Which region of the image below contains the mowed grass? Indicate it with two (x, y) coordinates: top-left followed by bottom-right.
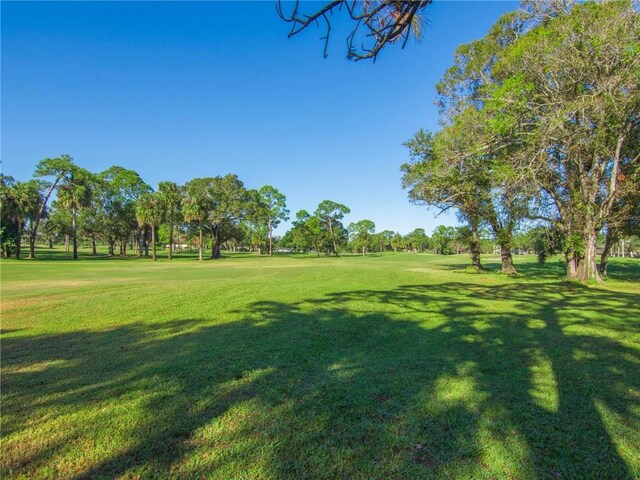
(1, 249), (639, 480)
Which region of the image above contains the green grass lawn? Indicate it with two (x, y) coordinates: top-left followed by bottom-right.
(1, 249), (639, 479)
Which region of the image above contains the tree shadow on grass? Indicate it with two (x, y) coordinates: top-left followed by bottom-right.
(440, 255), (640, 283)
(2, 282), (639, 479)
(18, 248), (207, 262)
(20, 249), (138, 261)
(605, 258), (640, 283)
(512, 258), (640, 283)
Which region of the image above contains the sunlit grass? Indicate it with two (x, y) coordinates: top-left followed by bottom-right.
(1, 249), (639, 479)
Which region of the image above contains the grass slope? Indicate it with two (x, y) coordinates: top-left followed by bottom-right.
(1, 250), (639, 479)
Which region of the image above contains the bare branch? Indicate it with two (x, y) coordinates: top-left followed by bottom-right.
(277, 0), (432, 61)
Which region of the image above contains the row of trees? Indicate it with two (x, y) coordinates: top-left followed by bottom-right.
(0, 154), (549, 262)
(1, 156), (291, 261)
(401, 1), (639, 282)
(283, 221), (495, 257)
(2, 160), (469, 261)
(3, 155), (636, 266)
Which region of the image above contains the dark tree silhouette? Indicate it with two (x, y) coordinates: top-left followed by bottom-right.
(277, 0), (432, 61)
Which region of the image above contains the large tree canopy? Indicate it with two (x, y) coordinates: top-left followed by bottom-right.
(484, 1), (639, 282)
(404, 0), (639, 282)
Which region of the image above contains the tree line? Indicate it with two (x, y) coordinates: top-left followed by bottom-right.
(2, 153), (637, 272)
(0, 159), (472, 261)
(0, 157), (291, 262)
(401, 1), (639, 282)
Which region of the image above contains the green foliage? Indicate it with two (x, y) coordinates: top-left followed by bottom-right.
(348, 219), (376, 255)
(314, 200), (350, 256)
(420, 1), (639, 281)
(255, 185), (289, 255)
(135, 192), (166, 228)
(258, 185), (289, 230)
(431, 225), (456, 255)
(157, 181), (182, 222)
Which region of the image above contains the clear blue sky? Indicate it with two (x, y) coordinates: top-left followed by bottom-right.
(2, 1), (518, 235)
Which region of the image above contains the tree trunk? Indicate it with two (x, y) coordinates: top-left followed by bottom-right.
(362, 245), (366, 256)
(144, 226), (149, 257)
(138, 227), (144, 257)
(574, 229), (602, 283)
(470, 225), (482, 270)
(29, 179), (59, 259)
(151, 225), (157, 260)
(327, 221), (339, 256)
(565, 253), (576, 279)
(109, 240), (115, 256)
(49, 238), (53, 249)
(72, 207), (78, 260)
(16, 219), (23, 259)
(198, 224), (203, 261)
(64, 234), (69, 252)
(500, 242), (516, 274)
(168, 217), (174, 260)
(599, 228), (616, 277)
(92, 236), (97, 256)
(268, 218), (273, 257)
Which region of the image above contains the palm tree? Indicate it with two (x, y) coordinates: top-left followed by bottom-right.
(57, 168), (94, 260)
(158, 181), (182, 260)
(182, 198), (207, 261)
(135, 192), (166, 261)
(6, 181), (41, 259)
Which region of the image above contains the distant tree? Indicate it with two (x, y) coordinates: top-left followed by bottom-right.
(39, 214), (64, 249)
(246, 222), (268, 254)
(78, 201), (104, 256)
(100, 166), (151, 256)
(277, 0), (431, 61)
(289, 210), (326, 255)
(29, 154), (76, 258)
(374, 230), (395, 253)
(348, 219), (376, 256)
(405, 228), (430, 253)
(431, 225), (455, 255)
(206, 175), (250, 259)
(57, 166), (95, 260)
(0, 175), (17, 257)
(44, 204), (73, 252)
(600, 187), (640, 276)
(183, 179), (211, 261)
(314, 200), (350, 256)
(258, 185), (289, 257)
(530, 226), (562, 265)
(135, 192), (166, 260)
(158, 181), (182, 260)
(390, 232), (404, 252)
(1, 179), (41, 258)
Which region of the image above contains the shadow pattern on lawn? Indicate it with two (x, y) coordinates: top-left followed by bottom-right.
(2, 282), (639, 479)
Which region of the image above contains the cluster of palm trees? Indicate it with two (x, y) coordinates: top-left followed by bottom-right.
(1, 155), (289, 261)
